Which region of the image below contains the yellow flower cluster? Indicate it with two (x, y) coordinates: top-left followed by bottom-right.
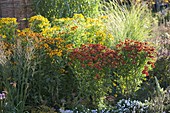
(57, 17), (73, 22)
(0, 34), (6, 38)
(42, 26), (60, 37)
(52, 14), (114, 48)
(147, 0), (169, 5)
(17, 28), (72, 58)
(0, 41), (13, 58)
(73, 14), (85, 20)
(0, 14), (113, 59)
(29, 15), (47, 22)
(42, 37), (63, 57)
(29, 15), (50, 33)
(17, 28), (44, 44)
(0, 18), (18, 40)
(0, 18), (17, 25)
(0, 14), (114, 58)
(40, 37), (72, 58)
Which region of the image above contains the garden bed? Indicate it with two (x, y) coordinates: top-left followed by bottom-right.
(0, 0), (170, 113)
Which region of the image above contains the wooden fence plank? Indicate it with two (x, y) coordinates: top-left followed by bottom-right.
(0, 0), (34, 29)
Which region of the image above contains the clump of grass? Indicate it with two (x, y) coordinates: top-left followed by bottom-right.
(100, 0), (154, 44)
(0, 37), (37, 112)
(148, 77), (170, 113)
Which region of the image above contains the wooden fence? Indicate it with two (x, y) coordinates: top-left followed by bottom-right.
(0, 0), (34, 29)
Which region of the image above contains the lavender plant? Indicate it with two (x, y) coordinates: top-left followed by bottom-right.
(0, 92), (6, 113)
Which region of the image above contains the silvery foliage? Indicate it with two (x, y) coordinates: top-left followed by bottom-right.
(114, 98), (149, 113)
(59, 108), (114, 113)
(60, 105), (115, 113)
(59, 99), (149, 113)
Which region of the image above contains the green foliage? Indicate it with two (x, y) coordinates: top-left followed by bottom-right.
(32, 0), (100, 20)
(0, 13), (161, 111)
(29, 15), (51, 33)
(68, 39), (158, 107)
(113, 39), (157, 97)
(0, 37), (37, 112)
(149, 57), (170, 89)
(101, 0), (154, 44)
(16, 29), (75, 109)
(134, 80), (155, 102)
(69, 44), (115, 109)
(148, 77), (170, 113)
(28, 14), (114, 48)
(25, 14), (114, 107)
(149, 32), (170, 89)
(134, 32), (170, 102)
(0, 18), (18, 41)
(51, 14), (114, 48)
(29, 105), (56, 113)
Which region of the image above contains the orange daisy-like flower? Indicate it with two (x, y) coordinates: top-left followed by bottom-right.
(142, 70), (149, 76)
(94, 74), (100, 80)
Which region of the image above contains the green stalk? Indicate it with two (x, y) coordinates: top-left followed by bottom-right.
(0, 100), (2, 113)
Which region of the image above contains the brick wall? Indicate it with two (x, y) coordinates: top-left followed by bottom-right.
(0, 0), (34, 29)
